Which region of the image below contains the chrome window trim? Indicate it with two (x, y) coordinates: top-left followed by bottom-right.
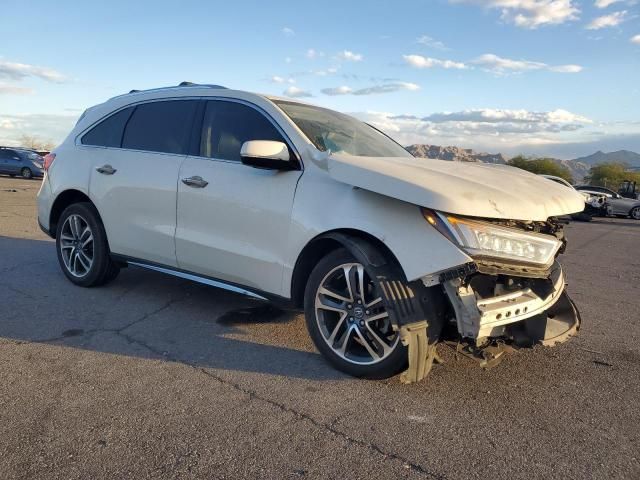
(75, 96), (303, 171)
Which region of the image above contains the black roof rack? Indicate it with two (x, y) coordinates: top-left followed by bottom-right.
(178, 81), (227, 89)
(123, 83), (228, 97)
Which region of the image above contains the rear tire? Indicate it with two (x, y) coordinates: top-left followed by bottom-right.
(304, 248), (407, 379)
(21, 167), (32, 179)
(630, 207), (640, 220)
(55, 202), (120, 287)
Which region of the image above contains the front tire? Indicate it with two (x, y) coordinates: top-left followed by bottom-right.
(55, 203), (120, 287)
(304, 248), (406, 379)
(21, 167), (32, 179)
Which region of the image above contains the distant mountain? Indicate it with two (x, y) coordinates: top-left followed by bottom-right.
(405, 144), (507, 164)
(406, 143), (591, 182)
(572, 150), (640, 167)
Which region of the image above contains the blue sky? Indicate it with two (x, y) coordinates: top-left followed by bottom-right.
(1, 0), (639, 158)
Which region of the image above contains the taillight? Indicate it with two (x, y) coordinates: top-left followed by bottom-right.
(43, 153), (56, 171)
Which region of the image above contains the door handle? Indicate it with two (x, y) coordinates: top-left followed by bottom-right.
(96, 164), (117, 175)
(181, 176), (209, 188)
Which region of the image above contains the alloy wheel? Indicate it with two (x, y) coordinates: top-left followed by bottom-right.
(631, 207), (640, 220)
(314, 262), (398, 365)
(59, 214), (94, 278)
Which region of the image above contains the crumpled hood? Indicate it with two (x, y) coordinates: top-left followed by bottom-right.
(326, 154), (585, 221)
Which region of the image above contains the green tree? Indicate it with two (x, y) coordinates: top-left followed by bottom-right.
(584, 162), (640, 188)
(508, 155), (573, 183)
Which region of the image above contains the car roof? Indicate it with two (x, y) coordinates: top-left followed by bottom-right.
(72, 83), (322, 143)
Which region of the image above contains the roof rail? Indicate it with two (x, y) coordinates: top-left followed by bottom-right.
(178, 81), (227, 89)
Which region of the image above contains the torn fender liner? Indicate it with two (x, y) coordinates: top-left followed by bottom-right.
(377, 279), (444, 384)
(399, 321), (437, 384)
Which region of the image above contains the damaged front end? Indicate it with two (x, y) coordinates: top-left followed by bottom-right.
(426, 212), (581, 360)
(379, 211), (581, 383)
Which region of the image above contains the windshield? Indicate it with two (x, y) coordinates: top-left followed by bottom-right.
(273, 100), (413, 158)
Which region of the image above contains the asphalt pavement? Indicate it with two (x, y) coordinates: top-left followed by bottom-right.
(1, 176), (639, 479)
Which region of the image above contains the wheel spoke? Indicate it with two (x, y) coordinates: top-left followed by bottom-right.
(364, 323), (392, 356)
(318, 286), (350, 304)
(356, 264), (365, 303)
(336, 325), (355, 356)
(82, 234), (93, 248)
(342, 265), (355, 303)
(316, 296), (347, 315)
(60, 233), (74, 242)
(354, 327), (381, 360)
(327, 313), (347, 344)
(365, 296), (382, 308)
(77, 251), (91, 271)
(366, 311), (389, 323)
(71, 251), (79, 274)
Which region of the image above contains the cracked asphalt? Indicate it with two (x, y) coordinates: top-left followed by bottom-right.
(1, 176), (639, 480)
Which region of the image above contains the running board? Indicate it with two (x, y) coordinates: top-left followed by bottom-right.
(127, 261), (269, 301)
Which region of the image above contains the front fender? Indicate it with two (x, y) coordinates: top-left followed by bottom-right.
(283, 173), (472, 296)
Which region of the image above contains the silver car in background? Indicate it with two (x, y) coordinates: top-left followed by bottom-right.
(575, 185), (640, 220)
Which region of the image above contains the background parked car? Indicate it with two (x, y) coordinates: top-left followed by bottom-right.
(618, 180), (639, 200)
(575, 185), (640, 220)
(540, 174), (607, 221)
(0, 147), (45, 179)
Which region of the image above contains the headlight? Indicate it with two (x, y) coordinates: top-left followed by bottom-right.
(422, 209), (561, 266)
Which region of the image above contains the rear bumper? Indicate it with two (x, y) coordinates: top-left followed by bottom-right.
(36, 177), (53, 237)
(440, 263), (579, 344)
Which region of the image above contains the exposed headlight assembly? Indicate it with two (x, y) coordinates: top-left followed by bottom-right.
(422, 209), (562, 267)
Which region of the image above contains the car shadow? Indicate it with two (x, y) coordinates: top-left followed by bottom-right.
(0, 235), (346, 381)
(589, 218), (639, 228)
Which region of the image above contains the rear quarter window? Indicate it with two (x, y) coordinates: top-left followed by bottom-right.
(81, 107), (134, 148)
(122, 100), (197, 155)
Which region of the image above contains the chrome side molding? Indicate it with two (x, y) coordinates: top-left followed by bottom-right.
(127, 261), (269, 301)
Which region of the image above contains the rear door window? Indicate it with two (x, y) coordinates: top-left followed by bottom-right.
(81, 107), (134, 148)
(200, 101), (286, 161)
(123, 100), (197, 154)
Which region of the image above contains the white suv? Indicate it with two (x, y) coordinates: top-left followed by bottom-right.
(37, 83), (585, 382)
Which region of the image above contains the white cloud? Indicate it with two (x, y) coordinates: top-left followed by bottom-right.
(449, 0), (580, 28)
(283, 86), (312, 98)
(281, 27), (295, 37)
(0, 60), (66, 83)
(419, 108), (592, 125)
(306, 49), (317, 59)
(631, 34), (640, 44)
(586, 10), (628, 29)
(337, 50), (363, 62)
(270, 75), (295, 84)
(321, 86), (354, 95)
(321, 82), (420, 96)
(416, 35), (448, 50)
(594, 0), (622, 8)
(0, 83), (34, 95)
(548, 64), (583, 73)
(314, 66), (339, 76)
(473, 53), (582, 74)
(352, 107), (605, 156)
(285, 57), (293, 64)
(403, 54), (467, 69)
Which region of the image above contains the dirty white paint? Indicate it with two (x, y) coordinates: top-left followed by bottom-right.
(327, 154), (586, 222)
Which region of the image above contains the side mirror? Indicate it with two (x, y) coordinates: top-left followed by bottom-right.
(240, 140), (294, 171)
